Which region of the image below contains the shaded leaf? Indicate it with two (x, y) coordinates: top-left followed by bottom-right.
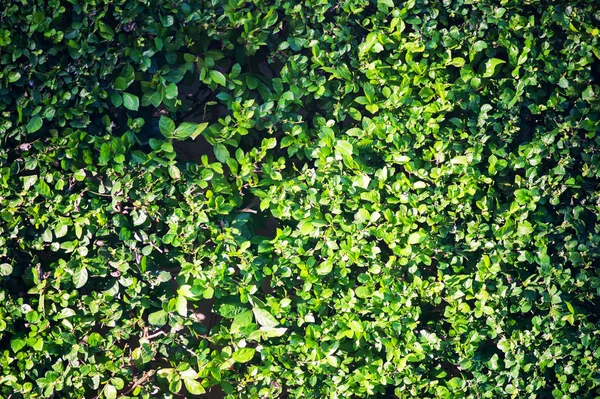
(26, 115), (43, 133)
(148, 310), (168, 326)
(214, 143), (230, 163)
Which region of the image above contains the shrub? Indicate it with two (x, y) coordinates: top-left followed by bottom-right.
(1, 0), (600, 398)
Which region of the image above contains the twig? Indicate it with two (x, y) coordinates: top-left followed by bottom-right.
(235, 207), (258, 214)
(146, 330), (167, 340)
(119, 370), (156, 397)
(87, 189), (112, 197)
(149, 242), (164, 254)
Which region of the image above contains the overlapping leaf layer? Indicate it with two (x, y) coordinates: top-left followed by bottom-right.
(1, 0), (600, 398)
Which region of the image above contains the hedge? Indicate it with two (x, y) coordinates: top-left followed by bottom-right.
(1, 0), (600, 398)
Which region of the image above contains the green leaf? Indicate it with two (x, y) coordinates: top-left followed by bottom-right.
(176, 295), (187, 317)
(179, 368), (198, 380)
(316, 261), (333, 275)
(246, 75), (259, 89)
(298, 220), (315, 235)
(26, 115), (43, 133)
(214, 143), (230, 163)
(482, 58), (506, 78)
(566, 301), (575, 314)
(288, 37), (307, 52)
(164, 83), (178, 100)
(436, 386), (451, 398)
(169, 379), (182, 393)
(173, 122), (208, 140)
(230, 63), (242, 78)
(336, 140), (353, 158)
(218, 303), (248, 318)
(582, 86), (595, 101)
(183, 379), (206, 395)
(36, 179), (52, 198)
(363, 82), (376, 103)
(99, 143), (111, 165)
(32, 338), (43, 351)
(73, 169), (87, 182)
(73, 267), (88, 289)
(114, 65), (135, 90)
(42, 229), (53, 243)
(161, 141), (175, 154)
(447, 57), (465, 67)
(104, 384), (117, 399)
(203, 286), (214, 299)
(355, 286), (370, 298)
(55, 223), (68, 238)
(407, 232), (423, 245)
(157, 368), (176, 379)
(517, 221), (534, 235)
(252, 307), (279, 328)
(97, 21), (115, 40)
(123, 93), (139, 111)
(260, 326), (288, 338)
(472, 40), (488, 53)
(157, 13), (173, 26)
(8, 71), (21, 83)
(377, 0), (394, 7)
(10, 338), (26, 353)
(110, 91), (123, 107)
(514, 189), (531, 205)
(450, 156), (469, 165)
(148, 310), (168, 326)
(114, 77), (128, 91)
(232, 347), (256, 363)
(209, 70), (227, 86)
(232, 310), (254, 331)
(0, 263), (12, 276)
(159, 116), (175, 137)
(57, 308), (76, 319)
(168, 164), (181, 180)
(132, 211), (147, 226)
(21, 175), (38, 190)
(87, 332), (103, 347)
(354, 208), (370, 224)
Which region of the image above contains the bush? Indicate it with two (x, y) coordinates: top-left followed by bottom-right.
(1, 0), (600, 398)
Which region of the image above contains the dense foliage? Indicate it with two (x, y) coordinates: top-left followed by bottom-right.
(1, 0), (600, 398)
